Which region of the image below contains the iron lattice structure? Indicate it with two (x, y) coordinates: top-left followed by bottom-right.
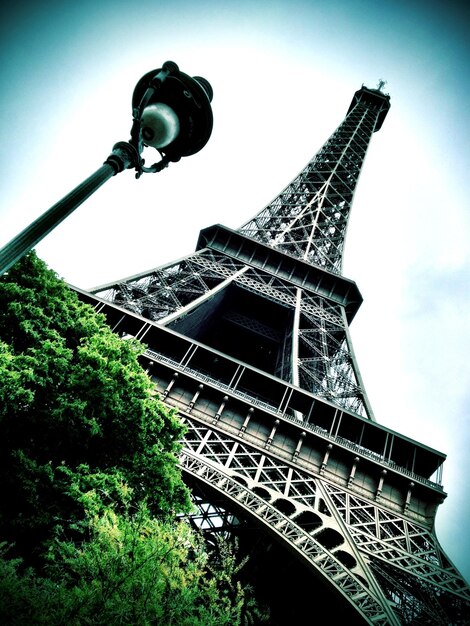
(79, 84), (470, 624)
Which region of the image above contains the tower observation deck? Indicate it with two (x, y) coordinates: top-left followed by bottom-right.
(75, 83), (470, 624)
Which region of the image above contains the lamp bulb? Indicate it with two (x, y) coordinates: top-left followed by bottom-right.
(140, 102), (180, 148)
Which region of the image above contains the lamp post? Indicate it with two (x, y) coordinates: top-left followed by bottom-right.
(0, 61), (213, 275)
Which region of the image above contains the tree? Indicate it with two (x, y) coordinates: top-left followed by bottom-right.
(0, 252), (192, 563)
(0, 253), (269, 624)
(0, 505), (268, 626)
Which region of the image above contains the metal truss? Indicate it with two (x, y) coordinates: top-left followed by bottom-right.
(90, 89), (388, 418)
(297, 293), (372, 417)
(92, 250), (237, 322)
(86, 84), (470, 624)
(93, 248), (372, 417)
(180, 415), (470, 625)
(238, 92), (387, 274)
(181, 450), (396, 625)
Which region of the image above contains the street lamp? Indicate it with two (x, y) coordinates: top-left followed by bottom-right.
(0, 61), (213, 275)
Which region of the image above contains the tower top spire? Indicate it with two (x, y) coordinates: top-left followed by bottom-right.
(239, 85), (391, 273)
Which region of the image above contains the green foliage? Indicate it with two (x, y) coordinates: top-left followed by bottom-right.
(0, 252), (191, 562)
(0, 505), (269, 625)
(0, 542), (61, 626)
(0, 253), (269, 624)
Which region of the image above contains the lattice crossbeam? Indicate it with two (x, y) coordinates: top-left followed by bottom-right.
(180, 417), (470, 623)
(239, 103), (380, 274)
(92, 248), (371, 415)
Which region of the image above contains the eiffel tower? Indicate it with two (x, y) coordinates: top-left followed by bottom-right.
(75, 82), (470, 625)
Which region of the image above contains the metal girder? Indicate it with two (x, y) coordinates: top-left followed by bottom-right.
(83, 84), (470, 624)
(92, 248), (373, 417)
(238, 104), (380, 274)
(179, 414), (470, 625)
(75, 285), (469, 623)
(181, 449), (397, 625)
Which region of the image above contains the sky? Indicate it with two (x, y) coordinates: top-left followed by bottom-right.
(1, 0), (469, 583)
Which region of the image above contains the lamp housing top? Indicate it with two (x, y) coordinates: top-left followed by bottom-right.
(132, 64), (213, 162)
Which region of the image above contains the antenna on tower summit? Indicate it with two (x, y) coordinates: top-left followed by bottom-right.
(377, 78), (387, 92)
